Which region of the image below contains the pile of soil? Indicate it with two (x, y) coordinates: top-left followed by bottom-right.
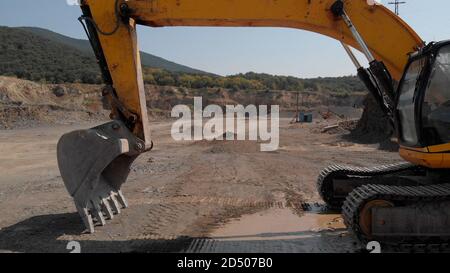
(0, 76), (107, 129)
(308, 118), (359, 135)
(348, 94), (394, 144)
(0, 105), (101, 129)
(338, 119), (359, 131)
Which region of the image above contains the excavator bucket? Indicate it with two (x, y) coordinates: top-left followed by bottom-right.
(57, 121), (142, 233)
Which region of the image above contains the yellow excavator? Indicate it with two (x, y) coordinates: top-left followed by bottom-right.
(58, 0), (450, 248)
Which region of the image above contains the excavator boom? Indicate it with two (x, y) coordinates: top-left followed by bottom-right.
(79, 0), (424, 142)
(122, 0), (422, 81)
(58, 0), (428, 235)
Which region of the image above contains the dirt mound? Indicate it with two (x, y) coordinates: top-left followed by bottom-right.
(0, 76), (107, 129)
(0, 105), (101, 129)
(348, 94), (393, 143)
(309, 120), (354, 135)
(338, 119), (359, 131)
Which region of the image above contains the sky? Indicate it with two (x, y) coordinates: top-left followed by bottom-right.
(0, 0), (449, 78)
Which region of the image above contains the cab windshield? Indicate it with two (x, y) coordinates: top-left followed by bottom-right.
(421, 45), (450, 146)
(397, 56), (427, 145)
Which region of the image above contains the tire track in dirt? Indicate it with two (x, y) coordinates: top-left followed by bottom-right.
(127, 139), (314, 242)
(136, 196), (289, 208)
(130, 195), (308, 239)
(127, 158), (314, 242)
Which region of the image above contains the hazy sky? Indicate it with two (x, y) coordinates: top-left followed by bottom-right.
(1, 0), (449, 77)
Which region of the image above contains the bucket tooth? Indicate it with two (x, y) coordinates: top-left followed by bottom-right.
(100, 197), (114, 220)
(91, 200), (106, 226)
(76, 204), (95, 234)
(116, 190), (128, 208)
(109, 193), (122, 214)
(57, 121), (144, 233)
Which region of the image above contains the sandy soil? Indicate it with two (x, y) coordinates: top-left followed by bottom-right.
(0, 118), (403, 253)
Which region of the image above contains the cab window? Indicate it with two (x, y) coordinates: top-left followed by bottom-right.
(397, 57), (426, 145)
(422, 45), (450, 145)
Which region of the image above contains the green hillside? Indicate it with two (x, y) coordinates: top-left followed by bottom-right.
(19, 27), (93, 53)
(0, 26), (210, 83)
(0, 26), (101, 83)
(18, 27), (209, 74)
(0, 26), (365, 94)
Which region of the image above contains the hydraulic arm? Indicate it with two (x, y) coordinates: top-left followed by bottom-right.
(58, 0), (424, 232)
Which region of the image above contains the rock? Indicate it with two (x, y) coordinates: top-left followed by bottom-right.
(52, 86), (66, 97)
(66, 87), (81, 95)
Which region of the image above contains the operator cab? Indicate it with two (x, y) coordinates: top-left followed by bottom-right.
(396, 41), (450, 149)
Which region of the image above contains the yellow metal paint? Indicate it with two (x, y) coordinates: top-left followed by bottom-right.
(83, 0), (425, 156)
(83, 0), (151, 144)
(400, 146), (450, 169)
(124, 0), (423, 81)
(400, 146), (429, 153)
(427, 143), (450, 153)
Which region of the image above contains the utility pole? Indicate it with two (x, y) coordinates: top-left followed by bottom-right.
(388, 0), (406, 15)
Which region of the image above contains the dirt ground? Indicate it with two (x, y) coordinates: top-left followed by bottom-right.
(0, 117), (403, 253)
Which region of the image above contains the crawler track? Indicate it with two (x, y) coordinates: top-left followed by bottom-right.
(343, 183), (450, 252)
(317, 162), (418, 209)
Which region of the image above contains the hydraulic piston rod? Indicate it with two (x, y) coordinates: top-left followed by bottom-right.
(331, 1), (375, 62)
(341, 42), (363, 69)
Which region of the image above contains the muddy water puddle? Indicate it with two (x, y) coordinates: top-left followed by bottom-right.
(191, 206), (358, 253)
(210, 207), (346, 241)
